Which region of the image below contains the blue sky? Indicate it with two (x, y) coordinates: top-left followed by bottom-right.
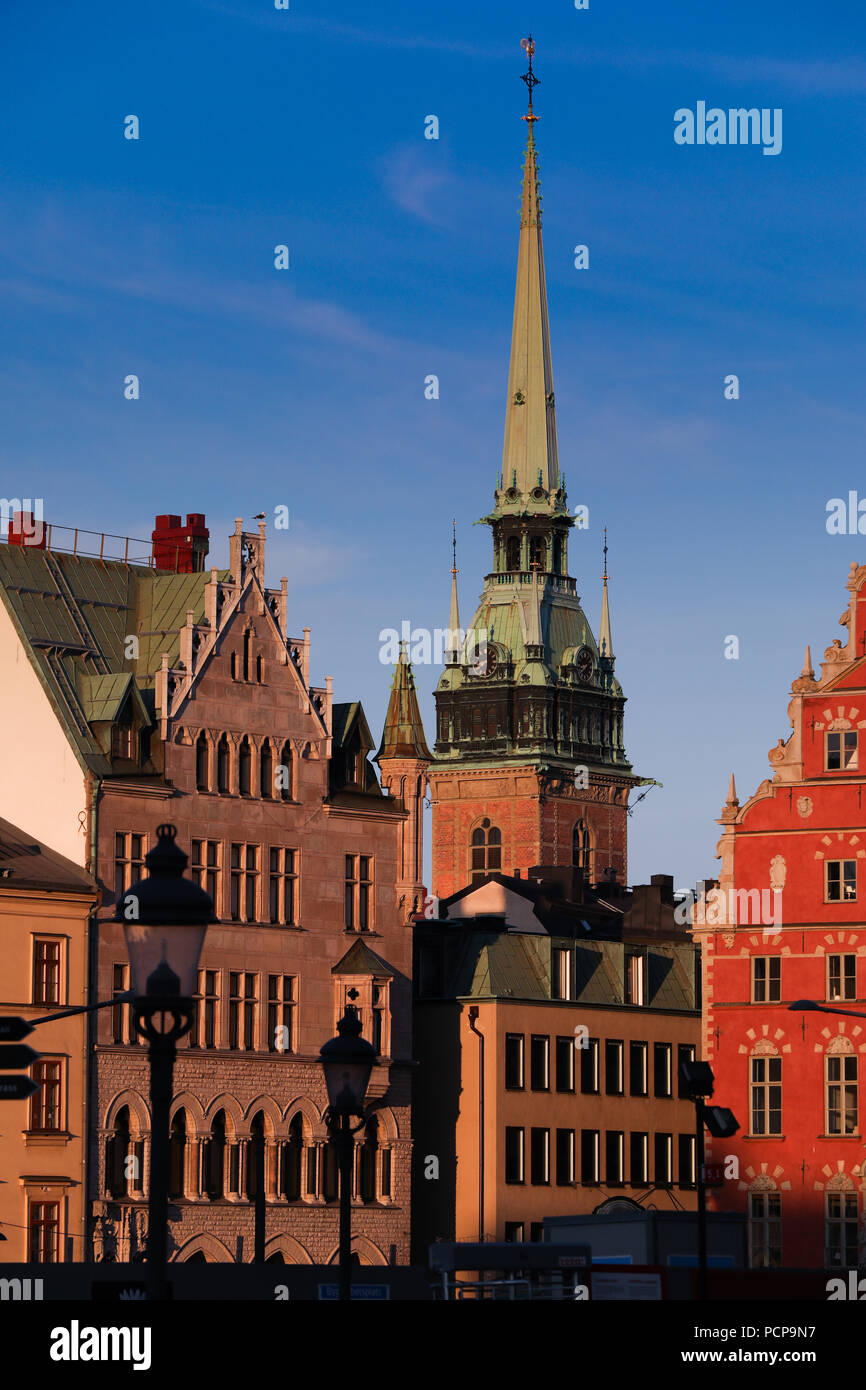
(3, 0), (866, 888)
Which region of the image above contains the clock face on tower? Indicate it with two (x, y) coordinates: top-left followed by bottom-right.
(576, 647), (594, 682)
(484, 648), (498, 676)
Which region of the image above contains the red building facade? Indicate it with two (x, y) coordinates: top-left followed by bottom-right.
(695, 561), (866, 1269)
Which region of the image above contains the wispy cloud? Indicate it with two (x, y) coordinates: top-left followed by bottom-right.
(379, 145), (457, 226)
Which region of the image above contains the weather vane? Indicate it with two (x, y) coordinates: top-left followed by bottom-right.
(520, 35), (539, 123)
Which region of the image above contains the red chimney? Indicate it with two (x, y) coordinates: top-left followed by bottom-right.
(151, 513), (209, 572)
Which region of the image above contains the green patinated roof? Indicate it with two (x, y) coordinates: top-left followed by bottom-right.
(332, 938), (395, 977)
(375, 651), (432, 763)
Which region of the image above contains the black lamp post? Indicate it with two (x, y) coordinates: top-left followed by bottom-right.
(115, 823), (215, 1300)
(679, 1059), (739, 1300)
(319, 1005), (376, 1302)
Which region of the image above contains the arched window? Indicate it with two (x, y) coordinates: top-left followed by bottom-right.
(572, 820), (591, 875)
(553, 535), (563, 574)
(281, 1114), (304, 1202)
(322, 1137), (339, 1203)
(106, 1108), (131, 1198)
(529, 536), (546, 571)
(217, 735), (229, 794)
(203, 1111), (227, 1200)
(196, 732), (209, 791)
(260, 741), (273, 800)
(279, 741), (292, 802)
(256, 654), (264, 683)
(246, 1111), (266, 1201)
(169, 1111), (186, 1199)
(359, 1117), (379, 1204)
(506, 536), (521, 571)
(230, 652), (238, 680)
(470, 820), (502, 883)
(238, 736), (252, 797)
(243, 629), (252, 682)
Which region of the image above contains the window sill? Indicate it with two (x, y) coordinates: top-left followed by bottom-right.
(744, 1134), (786, 1141)
(24, 1131), (72, 1145)
(819, 1133), (861, 1140)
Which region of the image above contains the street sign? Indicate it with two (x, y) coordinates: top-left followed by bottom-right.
(0, 1076), (39, 1101)
(0, 1045), (39, 1070)
(0, 1016), (35, 1042)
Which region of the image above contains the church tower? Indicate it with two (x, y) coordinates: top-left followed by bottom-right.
(429, 39), (642, 899)
(376, 646), (432, 922)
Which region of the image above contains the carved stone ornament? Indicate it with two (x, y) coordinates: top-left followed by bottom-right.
(769, 855), (787, 891)
(797, 795), (813, 818)
(824, 640), (846, 664)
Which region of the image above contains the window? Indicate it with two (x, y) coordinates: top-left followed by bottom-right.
(195, 732), (209, 790)
(256, 654), (264, 684)
(826, 1191), (859, 1268)
(572, 820), (591, 874)
(629, 1041), (648, 1096)
(470, 820), (502, 882)
(111, 721), (134, 760)
(678, 1133), (696, 1188)
(581, 1038), (599, 1094)
(827, 1052), (858, 1135)
(605, 1131), (624, 1185)
(530, 1128), (550, 1184)
(279, 742), (293, 801)
(260, 741), (274, 799)
(30, 1059), (62, 1132)
(269, 848), (298, 925)
(752, 956), (781, 1003)
(654, 1132), (673, 1186)
(243, 628), (252, 682)
(530, 1035), (549, 1091)
(372, 984), (386, 1056)
(230, 843), (259, 922)
(229, 972), (258, 1050)
(191, 970), (218, 1049)
(33, 938), (62, 1007)
(111, 963), (130, 1044)
(191, 840), (220, 911)
(551, 947), (573, 1000)
(359, 1116), (386, 1205)
(203, 1112), (227, 1200)
(605, 1040), (624, 1095)
(169, 1112), (187, 1199)
(653, 1042), (672, 1098)
(505, 1034), (524, 1090)
(230, 652), (238, 680)
(581, 1130), (600, 1184)
(750, 1054), (782, 1135)
(625, 950), (646, 1006)
(749, 1190), (782, 1268)
(826, 859), (857, 902)
(555, 1036), (575, 1092)
(677, 1044), (696, 1097)
(268, 975), (296, 1053)
(556, 1129), (575, 1185)
(114, 832), (145, 898)
(828, 954), (856, 1002)
(238, 736), (252, 796)
(29, 1201), (60, 1263)
(345, 855), (372, 931)
(505, 1127), (525, 1183)
(504, 1221), (524, 1243)
(281, 1114), (304, 1201)
(826, 730), (858, 771)
(217, 734), (230, 794)
(630, 1132), (649, 1186)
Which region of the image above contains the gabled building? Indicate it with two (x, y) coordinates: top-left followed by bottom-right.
(695, 561), (866, 1270)
(0, 511), (426, 1267)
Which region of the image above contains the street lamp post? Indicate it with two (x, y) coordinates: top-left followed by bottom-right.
(115, 824), (215, 1300)
(679, 1059), (740, 1300)
(319, 1006), (376, 1302)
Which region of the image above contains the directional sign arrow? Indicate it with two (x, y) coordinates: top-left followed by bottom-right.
(0, 1045), (39, 1070)
(0, 1016), (35, 1042)
(0, 1075), (40, 1101)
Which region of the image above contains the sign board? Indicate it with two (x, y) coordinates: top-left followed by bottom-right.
(0, 1076), (40, 1101)
(0, 1017), (35, 1042)
(0, 1045), (39, 1071)
(591, 1271), (662, 1301)
(557, 1255), (588, 1268)
(318, 1284), (390, 1301)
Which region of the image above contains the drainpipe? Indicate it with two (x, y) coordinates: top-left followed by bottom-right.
(467, 1006), (484, 1242)
(84, 772), (102, 1262)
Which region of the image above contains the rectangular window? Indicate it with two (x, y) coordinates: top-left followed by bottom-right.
(625, 950), (646, 1006)
(504, 1221), (524, 1243)
(345, 854), (373, 931)
(556, 1128), (575, 1185)
(826, 1192), (859, 1269)
(29, 1201), (60, 1263)
(191, 839), (221, 913)
(230, 843), (260, 922)
(750, 1055), (782, 1135)
(629, 1041), (648, 1096)
(33, 939), (62, 1007)
(530, 1035), (549, 1091)
(678, 1133), (697, 1188)
(243, 971), (257, 1050)
(505, 1126), (525, 1184)
(111, 963), (129, 1044)
(605, 1040), (624, 1095)
(268, 848), (298, 925)
(653, 1042), (672, 1098)
(555, 1036), (575, 1092)
(749, 1192), (782, 1269)
(530, 1127), (550, 1185)
(828, 954), (857, 1002)
(630, 1132), (649, 1187)
(752, 956), (781, 1003)
(551, 948), (572, 1000)
(654, 1132), (673, 1186)
(505, 1033), (524, 1090)
(581, 1129), (600, 1184)
(114, 832), (145, 899)
(581, 1039), (599, 1094)
(826, 859), (857, 902)
(827, 1053), (858, 1135)
(677, 1044), (696, 1097)
(605, 1131), (624, 1185)
(191, 970), (218, 1049)
(826, 730), (858, 771)
(30, 1059), (63, 1132)
(268, 975), (296, 1054)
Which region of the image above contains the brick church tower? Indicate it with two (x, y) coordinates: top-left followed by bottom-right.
(429, 46), (642, 900)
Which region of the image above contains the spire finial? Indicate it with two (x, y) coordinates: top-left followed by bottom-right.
(520, 35), (539, 124)
(602, 526), (609, 583)
(451, 518), (458, 578)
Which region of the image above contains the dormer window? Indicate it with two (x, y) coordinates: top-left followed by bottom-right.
(111, 724), (134, 760)
(827, 731), (857, 771)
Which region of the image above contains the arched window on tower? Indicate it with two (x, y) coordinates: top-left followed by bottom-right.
(106, 1107), (132, 1198)
(260, 741), (273, 799)
(238, 736), (252, 796)
(196, 732), (209, 791)
(530, 536), (546, 571)
(553, 535), (563, 574)
(243, 628), (252, 682)
(572, 820), (592, 877)
(203, 1111), (227, 1200)
(506, 536), (521, 572)
(471, 820), (502, 883)
(168, 1111), (187, 1199)
(281, 1113), (304, 1202)
(217, 735), (229, 795)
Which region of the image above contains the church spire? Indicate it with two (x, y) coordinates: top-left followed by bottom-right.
(375, 644), (433, 763)
(446, 520), (461, 664)
(501, 36), (560, 503)
(599, 529), (614, 661)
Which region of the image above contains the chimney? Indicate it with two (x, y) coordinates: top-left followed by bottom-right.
(152, 513), (209, 572)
